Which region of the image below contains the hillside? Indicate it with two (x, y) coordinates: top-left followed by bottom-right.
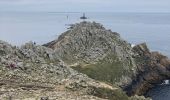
(45, 21), (170, 97)
(44, 21), (137, 86)
(0, 40), (130, 100)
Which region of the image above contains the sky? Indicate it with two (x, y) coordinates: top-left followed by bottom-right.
(0, 0), (170, 12)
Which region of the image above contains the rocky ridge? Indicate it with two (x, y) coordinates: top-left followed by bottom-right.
(0, 40), (131, 100)
(45, 21), (170, 98)
(44, 21), (137, 86)
(1, 21), (168, 99)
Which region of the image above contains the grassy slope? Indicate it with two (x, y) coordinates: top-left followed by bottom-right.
(71, 54), (133, 85)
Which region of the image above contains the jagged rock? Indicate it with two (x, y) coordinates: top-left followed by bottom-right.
(2, 21), (169, 99)
(44, 21), (136, 86)
(44, 21), (170, 98)
(0, 40), (14, 55)
(0, 40), (129, 100)
(45, 22), (130, 63)
(20, 41), (56, 62)
(124, 43), (170, 96)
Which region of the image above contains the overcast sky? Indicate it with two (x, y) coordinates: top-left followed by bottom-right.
(0, 0), (170, 12)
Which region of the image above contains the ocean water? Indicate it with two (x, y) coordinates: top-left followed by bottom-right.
(0, 12), (170, 100)
(0, 12), (170, 57)
(146, 84), (170, 100)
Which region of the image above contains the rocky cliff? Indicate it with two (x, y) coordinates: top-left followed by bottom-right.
(124, 43), (170, 96)
(45, 21), (170, 98)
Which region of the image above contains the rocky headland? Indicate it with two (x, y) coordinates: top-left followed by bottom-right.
(0, 21), (169, 100)
(125, 43), (170, 95)
(44, 22), (170, 99)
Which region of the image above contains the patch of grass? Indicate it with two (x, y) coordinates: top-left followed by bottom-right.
(72, 54), (133, 84)
(90, 86), (129, 100)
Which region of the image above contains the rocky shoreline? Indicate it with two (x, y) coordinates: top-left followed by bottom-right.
(124, 43), (170, 96)
(0, 21), (169, 100)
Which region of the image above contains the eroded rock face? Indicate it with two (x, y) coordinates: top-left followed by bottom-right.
(124, 43), (170, 96)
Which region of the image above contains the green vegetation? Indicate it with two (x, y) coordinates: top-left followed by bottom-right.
(72, 54), (133, 84)
(90, 86), (129, 100)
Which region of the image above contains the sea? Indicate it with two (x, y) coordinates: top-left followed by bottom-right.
(0, 12), (170, 100)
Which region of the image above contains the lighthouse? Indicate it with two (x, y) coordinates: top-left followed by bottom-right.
(80, 13), (87, 19)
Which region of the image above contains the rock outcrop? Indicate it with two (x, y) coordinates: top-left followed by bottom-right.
(44, 21), (170, 98)
(0, 40), (130, 100)
(124, 43), (170, 96)
(44, 21), (137, 86)
(1, 21), (169, 99)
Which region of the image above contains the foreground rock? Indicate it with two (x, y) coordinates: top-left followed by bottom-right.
(0, 40), (131, 100)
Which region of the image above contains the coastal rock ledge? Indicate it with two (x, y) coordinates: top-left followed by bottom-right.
(125, 43), (170, 96)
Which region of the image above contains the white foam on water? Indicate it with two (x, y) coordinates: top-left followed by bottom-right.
(164, 80), (169, 85)
(161, 80), (170, 85)
(131, 44), (135, 48)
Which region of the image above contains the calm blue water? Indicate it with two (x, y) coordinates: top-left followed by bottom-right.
(0, 12), (170, 57)
(0, 12), (170, 100)
(146, 84), (170, 100)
